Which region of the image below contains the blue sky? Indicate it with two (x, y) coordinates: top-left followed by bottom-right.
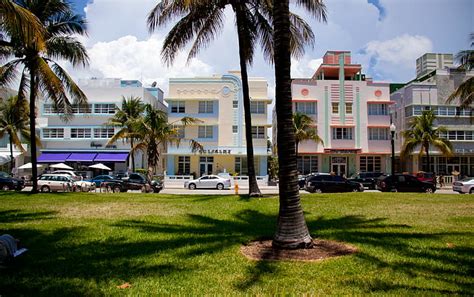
(66, 0), (473, 96)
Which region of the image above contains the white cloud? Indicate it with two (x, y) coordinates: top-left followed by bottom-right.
(291, 58), (323, 78)
(64, 35), (214, 93)
(363, 34), (433, 67)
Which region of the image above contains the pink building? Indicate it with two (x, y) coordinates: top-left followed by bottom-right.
(280, 51), (393, 176)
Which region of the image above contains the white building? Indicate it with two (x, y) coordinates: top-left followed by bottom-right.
(36, 78), (166, 177)
(165, 71), (271, 178)
(391, 53), (474, 176)
(416, 53), (454, 78)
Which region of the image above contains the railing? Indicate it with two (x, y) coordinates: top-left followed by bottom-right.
(163, 174), (269, 187)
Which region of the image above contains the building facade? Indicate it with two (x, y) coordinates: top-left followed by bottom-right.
(165, 72), (271, 177)
(286, 51), (392, 176)
(416, 53), (454, 78)
(391, 53), (474, 176)
(36, 78), (166, 177)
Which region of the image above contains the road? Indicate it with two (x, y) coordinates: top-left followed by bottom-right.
(20, 186), (460, 195)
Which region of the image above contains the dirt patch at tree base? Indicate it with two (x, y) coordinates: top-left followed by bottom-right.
(241, 239), (357, 262)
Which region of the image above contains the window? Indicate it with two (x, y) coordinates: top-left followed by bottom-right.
(295, 102), (316, 114)
(178, 156), (190, 174)
(198, 126), (213, 138)
(232, 126), (238, 133)
(250, 101), (266, 114)
(251, 126), (265, 139)
(71, 104), (92, 114)
(175, 126), (185, 138)
(43, 104), (64, 114)
(413, 106), (422, 116)
(43, 128), (64, 138)
(71, 128), (91, 139)
(440, 130), (474, 141)
(360, 156), (381, 172)
(297, 156), (318, 175)
(93, 127), (114, 139)
(332, 102), (339, 114)
(332, 127), (353, 140)
(233, 100), (238, 108)
(198, 101), (213, 113)
(368, 104), (388, 115)
(345, 103), (352, 114)
(170, 101), (185, 113)
(94, 104), (116, 114)
(368, 128), (389, 140)
(235, 157), (259, 175)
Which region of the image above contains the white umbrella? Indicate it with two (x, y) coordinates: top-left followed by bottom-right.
(89, 163), (111, 170)
(50, 163), (73, 170)
(18, 162), (43, 169)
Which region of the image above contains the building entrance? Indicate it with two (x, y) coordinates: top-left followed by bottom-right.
(331, 156), (347, 176)
(199, 156), (214, 176)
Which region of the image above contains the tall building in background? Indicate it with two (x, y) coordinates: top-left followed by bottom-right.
(165, 71), (271, 177)
(282, 51), (392, 176)
(35, 78), (166, 177)
(416, 53), (454, 78)
(391, 53), (474, 176)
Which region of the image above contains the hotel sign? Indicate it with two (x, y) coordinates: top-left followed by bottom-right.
(324, 149), (360, 154)
(200, 149), (232, 155)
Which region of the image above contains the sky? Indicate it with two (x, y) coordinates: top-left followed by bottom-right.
(65, 0), (473, 98)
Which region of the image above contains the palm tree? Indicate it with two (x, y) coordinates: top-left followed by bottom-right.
(272, 0), (318, 249)
(0, 0), (89, 192)
(106, 96), (145, 172)
(401, 110), (453, 172)
(133, 104), (203, 179)
(0, 0), (45, 49)
(0, 95), (37, 172)
(148, 0), (325, 197)
(447, 33), (474, 109)
(293, 112), (323, 160)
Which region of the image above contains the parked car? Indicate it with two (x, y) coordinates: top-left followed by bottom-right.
(50, 171), (95, 192)
(37, 174), (75, 192)
(348, 172), (385, 189)
(452, 177), (474, 194)
(101, 173), (163, 193)
(87, 175), (114, 187)
(298, 175), (307, 190)
(184, 175), (232, 190)
(415, 172), (435, 183)
(376, 174), (436, 193)
(305, 174), (364, 193)
(0, 171), (25, 191)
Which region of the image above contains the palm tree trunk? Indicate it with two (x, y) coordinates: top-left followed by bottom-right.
(272, 0), (312, 249)
(295, 140), (299, 173)
(9, 133), (14, 175)
(425, 144), (430, 172)
(29, 67), (38, 193)
(234, 7), (261, 197)
(130, 138), (135, 172)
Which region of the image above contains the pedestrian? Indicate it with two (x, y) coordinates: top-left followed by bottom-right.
(433, 172), (437, 188)
(439, 174), (445, 188)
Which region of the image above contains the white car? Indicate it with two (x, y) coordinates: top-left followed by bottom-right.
(37, 174), (75, 192)
(452, 177), (474, 194)
(50, 171), (96, 192)
(184, 175), (231, 190)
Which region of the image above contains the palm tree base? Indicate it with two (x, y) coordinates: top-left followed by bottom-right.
(248, 191), (262, 197)
(272, 235), (314, 250)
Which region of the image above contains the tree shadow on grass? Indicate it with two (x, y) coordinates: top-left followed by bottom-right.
(0, 210), (57, 224)
(0, 209), (472, 295)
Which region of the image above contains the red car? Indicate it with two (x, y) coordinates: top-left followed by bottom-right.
(415, 172), (435, 183)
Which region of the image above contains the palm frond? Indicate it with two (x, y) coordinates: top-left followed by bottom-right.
(293, 0), (328, 22)
(49, 61), (88, 106)
(46, 36), (89, 67)
(0, 59), (22, 87)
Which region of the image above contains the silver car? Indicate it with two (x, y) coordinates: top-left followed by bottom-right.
(184, 175), (232, 190)
(37, 174), (75, 192)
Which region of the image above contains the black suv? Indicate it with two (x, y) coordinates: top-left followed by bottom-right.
(376, 174), (436, 193)
(101, 173), (163, 193)
(305, 174), (364, 193)
(348, 172), (385, 189)
(0, 172), (25, 191)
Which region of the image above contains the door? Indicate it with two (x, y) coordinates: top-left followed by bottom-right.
(199, 157), (214, 176)
(331, 157), (347, 177)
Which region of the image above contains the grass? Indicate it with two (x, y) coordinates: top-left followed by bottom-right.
(0, 192), (472, 296)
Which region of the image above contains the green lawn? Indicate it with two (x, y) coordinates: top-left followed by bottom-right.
(0, 192), (472, 296)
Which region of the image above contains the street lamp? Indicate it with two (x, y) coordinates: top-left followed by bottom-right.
(390, 123), (396, 176)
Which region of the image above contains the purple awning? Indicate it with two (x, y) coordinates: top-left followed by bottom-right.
(94, 153), (129, 162)
(37, 153), (71, 163)
(67, 153), (97, 162)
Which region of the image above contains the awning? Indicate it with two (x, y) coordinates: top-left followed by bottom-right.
(37, 153), (71, 163)
(67, 153), (97, 162)
(0, 152), (21, 165)
(94, 153), (129, 162)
